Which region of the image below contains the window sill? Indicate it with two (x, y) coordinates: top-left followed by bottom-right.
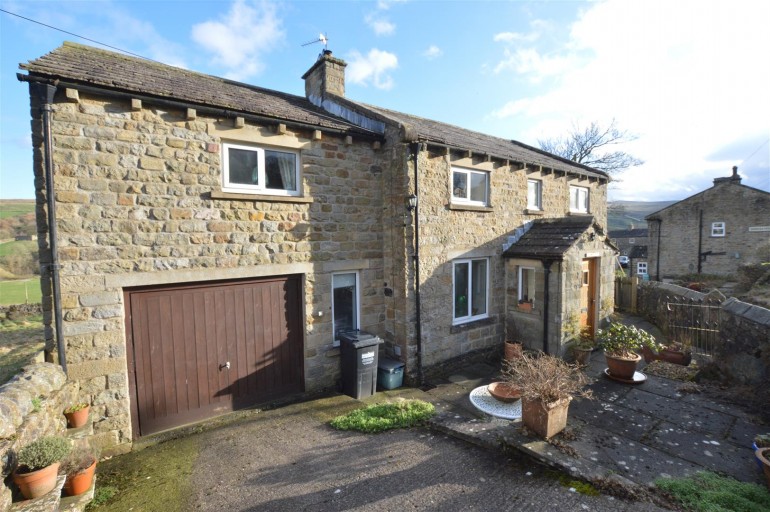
(211, 191), (314, 203)
(525, 208), (544, 216)
(568, 211), (591, 216)
(448, 203), (494, 212)
(449, 316), (495, 334)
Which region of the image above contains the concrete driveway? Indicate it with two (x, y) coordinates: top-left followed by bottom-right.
(94, 394), (667, 512)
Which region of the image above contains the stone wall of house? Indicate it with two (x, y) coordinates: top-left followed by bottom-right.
(646, 180), (770, 278)
(0, 363), (76, 510)
(637, 281), (769, 385)
(31, 89), (385, 449)
(409, 146), (609, 368)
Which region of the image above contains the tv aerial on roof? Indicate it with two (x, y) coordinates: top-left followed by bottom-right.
(302, 33), (329, 51)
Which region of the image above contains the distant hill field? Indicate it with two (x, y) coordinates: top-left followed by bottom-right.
(0, 200), (35, 220)
(0, 200), (39, 284)
(608, 200), (676, 231)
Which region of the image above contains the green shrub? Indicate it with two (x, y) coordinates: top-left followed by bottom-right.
(16, 436), (71, 472)
(597, 322), (661, 359)
(655, 471), (770, 511)
(330, 399), (435, 433)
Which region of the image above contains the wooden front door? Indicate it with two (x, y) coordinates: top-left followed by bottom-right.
(579, 259), (597, 334)
(125, 275), (304, 436)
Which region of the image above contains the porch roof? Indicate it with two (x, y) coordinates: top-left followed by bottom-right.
(502, 216), (595, 260)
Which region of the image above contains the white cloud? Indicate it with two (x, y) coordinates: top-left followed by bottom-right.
(490, 0), (770, 200)
(423, 45), (443, 59)
(346, 49), (398, 90)
(191, 0), (284, 80)
(365, 15), (396, 36)
(376, 0), (408, 10)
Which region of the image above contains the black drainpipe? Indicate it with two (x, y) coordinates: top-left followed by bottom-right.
(411, 142), (423, 385)
(34, 82), (67, 373)
(697, 210), (703, 274)
(542, 259), (553, 355)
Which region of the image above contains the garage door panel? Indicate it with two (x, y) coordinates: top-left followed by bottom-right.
(127, 275), (304, 436)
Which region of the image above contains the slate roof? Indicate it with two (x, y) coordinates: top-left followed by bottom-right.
(503, 216), (595, 259)
(18, 42), (377, 136)
(360, 104), (609, 181)
(609, 228), (648, 239)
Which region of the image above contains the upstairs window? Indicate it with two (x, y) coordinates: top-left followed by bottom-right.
(569, 185), (589, 213)
(711, 222), (725, 237)
(527, 179), (542, 210)
(223, 142), (300, 196)
(452, 167), (489, 206)
(453, 258), (489, 323)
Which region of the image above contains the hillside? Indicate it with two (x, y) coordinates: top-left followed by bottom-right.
(0, 200), (39, 284)
(608, 200), (676, 231)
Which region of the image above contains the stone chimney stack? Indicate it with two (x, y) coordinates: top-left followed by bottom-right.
(302, 50), (347, 105)
(713, 166), (742, 186)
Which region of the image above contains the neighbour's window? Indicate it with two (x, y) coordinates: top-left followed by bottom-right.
(637, 262), (648, 275)
(711, 222), (725, 237)
(527, 179), (542, 210)
(452, 167), (489, 206)
(518, 267), (535, 307)
(453, 258), (489, 323)
(223, 142), (300, 195)
(569, 186), (589, 213)
(333, 273), (359, 343)
(629, 238), (635, 245)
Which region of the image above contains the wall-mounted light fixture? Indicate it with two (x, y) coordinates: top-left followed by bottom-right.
(406, 194), (418, 212)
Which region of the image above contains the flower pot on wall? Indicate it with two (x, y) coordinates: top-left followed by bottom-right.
(63, 458), (97, 497)
(521, 397), (571, 439)
(517, 302), (533, 312)
(504, 341), (523, 362)
(64, 405), (90, 429)
(12, 462), (61, 500)
(605, 352), (641, 381)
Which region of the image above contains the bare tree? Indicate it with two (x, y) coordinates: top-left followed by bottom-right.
(538, 119), (643, 175)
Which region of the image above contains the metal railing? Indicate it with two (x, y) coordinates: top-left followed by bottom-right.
(665, 296), (721, 358)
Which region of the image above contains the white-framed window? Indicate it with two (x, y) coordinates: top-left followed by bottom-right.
(527, 179), (542, 210)
(518, 266), (536, 307)
(222, 142), (300, 195)
(453, 258), (489, 323)
(332, 272), (359, 344)
(711, 222), (725, 237)
(452, 167), (489, 206)
(629, 238), (636, 245)
(569, 185), (589, 213)
(637, 262), (648, 275)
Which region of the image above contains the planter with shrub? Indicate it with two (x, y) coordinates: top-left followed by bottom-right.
(598, 322), (661, 381)
(62, 446), (99, 497)
(12, 436), (71, 500)
(63, 402), (90, 428)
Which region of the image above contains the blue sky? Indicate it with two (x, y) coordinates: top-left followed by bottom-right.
(1, 0), (768, 201)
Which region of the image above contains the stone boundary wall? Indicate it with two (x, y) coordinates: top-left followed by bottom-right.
(0, 363), (77, 510)
(0, 303), (43, 319)
(637, 281), (770, 385)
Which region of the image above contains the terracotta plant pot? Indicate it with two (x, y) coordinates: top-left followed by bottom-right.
(12, 462), (61, 500)
(658, 348), (692, 366)
(517, 302), (533, 312)
(487, 382), (521, 403)
(521, 397), (571, 439)
(63, 458), (97, 497)
(640, 345), (657, 363)
(605, 352), (641, 381)
(504, 341), (523, 362)
(573, 347), (592, 366)
(757, 447), (770, 490)
(64, 405), (90, 428)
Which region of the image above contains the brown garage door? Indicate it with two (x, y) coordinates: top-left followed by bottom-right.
(125, 275), (304, 436)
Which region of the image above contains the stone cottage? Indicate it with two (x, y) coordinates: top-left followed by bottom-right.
(19, 42), (614, 450)
(646, 167), (770, 280)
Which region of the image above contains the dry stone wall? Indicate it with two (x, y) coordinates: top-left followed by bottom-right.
(32, 90), (385, 449)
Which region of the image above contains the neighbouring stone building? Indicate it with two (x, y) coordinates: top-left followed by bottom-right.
(609, 227), (648, 277)
(18, 42), (614, 450)
(646, 167), (770, 280)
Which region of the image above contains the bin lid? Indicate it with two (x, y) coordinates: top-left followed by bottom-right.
(338, 329), (383, 348)
(378, 358), (405, 372)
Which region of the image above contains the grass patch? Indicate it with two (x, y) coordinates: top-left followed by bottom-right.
(654, 471), (770, 511)
(0, 279), (42, 305)
(329, 399), (435, 433)
(0, 200), (35, 220)
(0, 313), (44, 385)
(0, 240), (37, 258)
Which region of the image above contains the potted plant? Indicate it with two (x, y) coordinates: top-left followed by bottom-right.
(12, 436), (71, 499)
(757, 447), (770, 490)
(62, 446), (99, 496)
(597, 322), (661, 381)
(504, 339), (523, 362)
(502, 352), (592, 439)
(63, 402), (90, 428)
(517, 299), (533, 312)
(570, 327), (595, 367)
(754, 433), (770, 471)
